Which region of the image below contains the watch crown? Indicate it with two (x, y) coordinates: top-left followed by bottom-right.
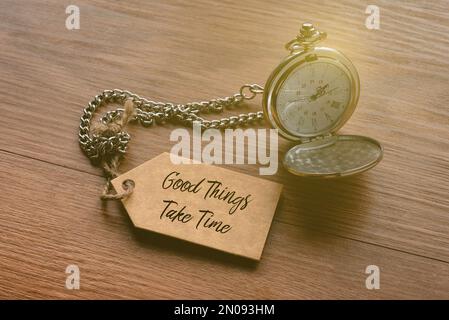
(301, 23), (314, 33)
(285, 22), (327, 52)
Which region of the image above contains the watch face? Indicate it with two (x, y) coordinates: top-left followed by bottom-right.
(275, 61), (351, 136)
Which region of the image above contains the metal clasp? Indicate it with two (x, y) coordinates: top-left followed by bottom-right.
(285, 23), (327, 53)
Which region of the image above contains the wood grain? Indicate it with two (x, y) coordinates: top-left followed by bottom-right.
(0, 0), (448, 298)
(1, 151), (449, 299)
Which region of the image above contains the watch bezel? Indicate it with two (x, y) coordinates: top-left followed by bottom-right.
(262, 47), (360, 141)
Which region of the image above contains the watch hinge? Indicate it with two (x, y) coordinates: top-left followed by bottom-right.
(300, 133), (333, 144)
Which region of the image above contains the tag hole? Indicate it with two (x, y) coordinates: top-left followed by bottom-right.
(122, 179), (135, 190)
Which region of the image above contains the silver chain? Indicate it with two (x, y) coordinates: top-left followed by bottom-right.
(79, 84), (264, 164)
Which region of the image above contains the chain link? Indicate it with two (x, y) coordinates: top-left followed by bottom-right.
(79, 84), (264, 164)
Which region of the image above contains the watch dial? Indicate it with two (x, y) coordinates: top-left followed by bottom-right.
(276, 61), (351, 136)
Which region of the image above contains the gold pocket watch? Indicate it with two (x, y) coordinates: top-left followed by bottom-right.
(263, 23), (383, 177)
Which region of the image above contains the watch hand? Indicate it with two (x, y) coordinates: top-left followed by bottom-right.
(287, 96), (311, 103)
(322, 86), (339, 96)
(309, 84), (328, 101)
(317, 84), (329, 97)
(310, 85), (342, 101)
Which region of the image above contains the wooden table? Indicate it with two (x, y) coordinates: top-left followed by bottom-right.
(1, 0), (448, 299)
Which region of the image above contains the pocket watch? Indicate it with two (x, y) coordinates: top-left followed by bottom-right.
(263, 23), (383, 177)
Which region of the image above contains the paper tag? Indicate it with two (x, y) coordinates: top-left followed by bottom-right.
(111, 152), (282, 260)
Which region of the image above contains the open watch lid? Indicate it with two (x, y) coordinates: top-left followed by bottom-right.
(283, 135), (383, 178)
